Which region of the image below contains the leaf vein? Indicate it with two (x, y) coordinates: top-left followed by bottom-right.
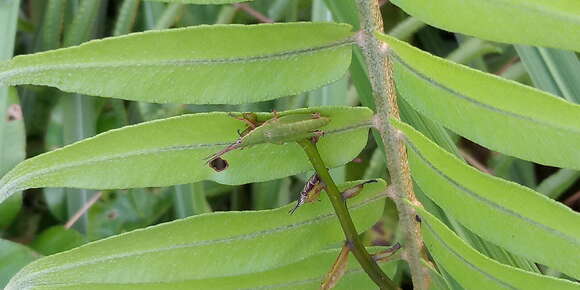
(406, 138), (579, 245)
(423, 220), (517, 289)
(16, 191), (386, 285)
(0, 39), (354, 83)
(391, 53), (580, 135)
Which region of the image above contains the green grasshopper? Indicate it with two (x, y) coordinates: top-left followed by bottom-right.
(204, 111), (330, 164)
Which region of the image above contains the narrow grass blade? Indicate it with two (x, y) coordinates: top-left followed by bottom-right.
(61, 0), (102, 234)
(536, 169), (580, 200)
(173, 182), (210, 218)
(0, 0), (24, 230)
(113, 0), (141, 36)
(516, 46), (580, 103)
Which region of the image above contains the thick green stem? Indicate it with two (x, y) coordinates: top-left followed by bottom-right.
(298, 139), (397, 290)
(355, 0), (429, 288)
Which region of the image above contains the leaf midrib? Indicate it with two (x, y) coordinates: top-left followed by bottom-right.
(484, 0), (580, 25)
(406, 138), (579, 246)
(0, 39), (354, 83)
(391, 53), (580, 135)
(0, 123), (372, 199)
(16, 262), (369, 289)
(423, 220), (517, 289)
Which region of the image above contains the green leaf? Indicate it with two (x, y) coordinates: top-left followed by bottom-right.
(6, 180), (386, 289)
(515, 45), (580, 104)
(112, 0), (140, 36)
(390, 0), (580, 52)
(323, 0), (360, 30)
(8, 248), (395, 289)
(325, 3), (539, 271)
(173, 182), (211, 218)
(0, 0), (24, 231)
(30, 226), (85, 256)
(377, 33), (580, 170)
(423, 259), (450, 290)
(0, 22), (354, 105)
(87, 188), (172, 241)
(252, 179), (285, 210)
(0, 0), (19, 61)
(36, 0), (66, 51)
(0, 88), (25, 229)
(0, 106), (372, 203)
(416, 206), (580, 289)
(153, 3), (186, 30)
(536, 169), (580, 200)
(392, 119), (580, 278)
(0, 239), (40, 288)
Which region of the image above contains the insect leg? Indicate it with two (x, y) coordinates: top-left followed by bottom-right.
(321, 242), (350, 289)
(228, 112), (260, 129)
(203, 139), (242, 164)
(372, 242), (401, 262)
(309, 130), (325, 144)
(341, 180), (378, 200)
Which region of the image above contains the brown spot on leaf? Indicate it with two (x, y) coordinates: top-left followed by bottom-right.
(209, 157), (229, 172)
(7, 104), (22, 121)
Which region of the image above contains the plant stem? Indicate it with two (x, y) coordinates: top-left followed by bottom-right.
(354, 0), (429, 288)
(297, 139), (397, 290)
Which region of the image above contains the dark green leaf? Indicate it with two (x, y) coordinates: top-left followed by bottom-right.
(0, 239), (40, 288)
(30, 226), (85, 256)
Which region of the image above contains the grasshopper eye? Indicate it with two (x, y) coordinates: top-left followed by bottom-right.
(209, 157), (229, 172)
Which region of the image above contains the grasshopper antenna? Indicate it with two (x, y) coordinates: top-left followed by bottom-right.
(288, 201), (301, 215)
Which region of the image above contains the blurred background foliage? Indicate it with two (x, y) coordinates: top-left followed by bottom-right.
(0, 0), (578, 287)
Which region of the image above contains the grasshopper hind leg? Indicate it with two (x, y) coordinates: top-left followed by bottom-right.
(341, 180), (377, 200)
(203, 139), (242, 164)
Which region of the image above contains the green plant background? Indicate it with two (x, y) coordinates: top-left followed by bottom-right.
(0, 0), (578, 289)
